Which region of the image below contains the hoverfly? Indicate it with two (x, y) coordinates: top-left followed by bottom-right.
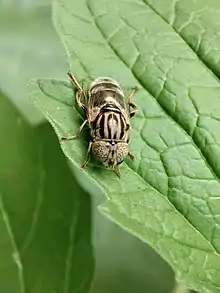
(61, 72), (138, 177)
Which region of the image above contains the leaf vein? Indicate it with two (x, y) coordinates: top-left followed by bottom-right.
(63, 197), (79, 293)
(142, 0), (220, 82)
(0, 194), (26, 293)
(20, 145), (45, 255)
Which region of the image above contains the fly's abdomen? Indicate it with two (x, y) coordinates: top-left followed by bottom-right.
(89, 77), (125, 109)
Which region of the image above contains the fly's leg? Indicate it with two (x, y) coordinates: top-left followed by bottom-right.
(115, 165), (121, 178)
(128, 151), (135, 161)
(127, 87), (137, 103)
(61, 119), (88, 141)
(67, 72), (86, 110)
(81, 141), (92, 169)
(61, 72), (87, 141)
(127, 87), (138, 118)
(129, 102), (138, 118)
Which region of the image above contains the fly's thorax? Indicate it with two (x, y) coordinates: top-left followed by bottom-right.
(87, 106), (102, 124)
(92, 109), (130, 141)
(91, 140), (129, 168)
(87, 103), (126, 125)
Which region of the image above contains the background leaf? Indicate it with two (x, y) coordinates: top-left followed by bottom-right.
(28, 0), (220, 292)
(0, 92), (94, 293)
(0, 1), (67, 125)
(73, 165), (174, 293)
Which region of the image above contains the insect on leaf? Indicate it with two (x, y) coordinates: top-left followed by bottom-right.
(28, 0), (220, 292)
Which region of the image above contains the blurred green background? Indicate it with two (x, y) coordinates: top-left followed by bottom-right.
(0, 1), (177, 292)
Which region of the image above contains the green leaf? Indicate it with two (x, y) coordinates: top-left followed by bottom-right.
(0, 1), (67, 125)
(28, 0), (220, 292)
(0, 92), (94, 293)
(142, 0), (220, 79)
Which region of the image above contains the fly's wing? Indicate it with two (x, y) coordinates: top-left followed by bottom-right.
(75, 75), (92, 107)
(81, 82), (89, 107)
(89, 89), (108, 107)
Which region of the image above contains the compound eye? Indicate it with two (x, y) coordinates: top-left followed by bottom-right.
(116, 142), (129, 163)
(92, 141), (109, 163)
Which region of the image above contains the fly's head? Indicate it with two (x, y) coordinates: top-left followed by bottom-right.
(91, 139), (129, 169)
